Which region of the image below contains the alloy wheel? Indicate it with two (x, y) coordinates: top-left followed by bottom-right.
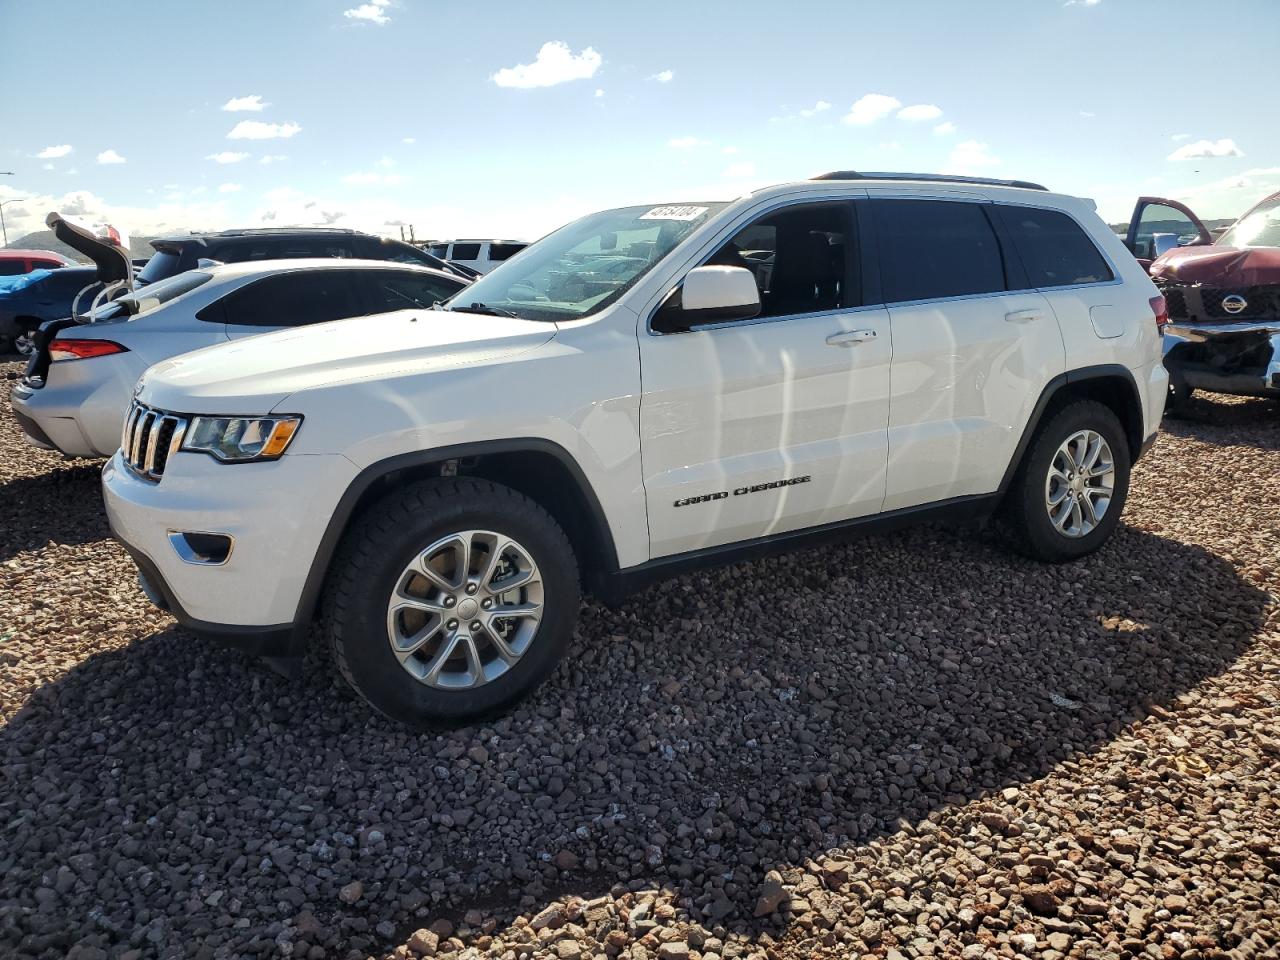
(385, 529), (543, 689)
(1044, 429), (1115, 538)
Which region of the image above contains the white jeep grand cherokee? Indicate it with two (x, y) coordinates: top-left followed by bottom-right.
(103, 173), (1169, 725)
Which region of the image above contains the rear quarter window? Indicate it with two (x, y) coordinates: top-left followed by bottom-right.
(1001, 206), (1114, 287)
(450, 243), (483, 261)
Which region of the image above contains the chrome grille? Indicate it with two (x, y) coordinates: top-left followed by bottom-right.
(121, 400), (188, 482)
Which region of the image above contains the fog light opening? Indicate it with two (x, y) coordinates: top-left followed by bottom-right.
(168, 531), (234, 565)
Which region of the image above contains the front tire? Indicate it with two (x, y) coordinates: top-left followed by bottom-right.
(324, 477), (580, 727)
(1002, 400), (1130, 563)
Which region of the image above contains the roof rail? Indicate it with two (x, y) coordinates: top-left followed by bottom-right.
(813, 171), (1048, 191)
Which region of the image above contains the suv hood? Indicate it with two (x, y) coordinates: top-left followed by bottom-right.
(139, 309), (558, 414)
(1151, 244), (1280, 286)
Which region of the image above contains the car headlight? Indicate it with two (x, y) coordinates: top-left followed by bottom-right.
(182, 415), (302, 463)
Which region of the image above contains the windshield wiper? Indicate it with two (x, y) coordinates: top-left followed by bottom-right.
(449, 302), (521, 319)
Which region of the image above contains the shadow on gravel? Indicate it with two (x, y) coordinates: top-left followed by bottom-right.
(0, 462), (109, 563)
(1162, 395), (1280, 450)
(0, 525), (1270, 957)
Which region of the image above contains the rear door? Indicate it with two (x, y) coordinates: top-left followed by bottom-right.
(1124, 197), (1213, 268)
(868, 195), (1062, 511)
(211, 269), (373, 339)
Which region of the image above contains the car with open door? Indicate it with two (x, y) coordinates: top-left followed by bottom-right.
(1124, 192), (1280, 411)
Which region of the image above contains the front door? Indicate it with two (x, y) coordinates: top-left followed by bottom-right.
(1124, 197), (1213, 270)
(639, 199), (892, 559)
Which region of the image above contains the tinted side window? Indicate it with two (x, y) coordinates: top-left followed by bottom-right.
(368, 271), (465, 311)
(451, 243), (482, 261)
(705, 201), (854, 319)
(873, 200), (1005, 302)
(219, 271), (366, 327)
(489, 243), (525, 262)
(1002, 207), (1113, 287)
(0, 261), (24, 276)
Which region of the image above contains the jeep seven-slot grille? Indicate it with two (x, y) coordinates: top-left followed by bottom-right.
(121, 400), (188, 482)
(1154, 279), (1280, 322)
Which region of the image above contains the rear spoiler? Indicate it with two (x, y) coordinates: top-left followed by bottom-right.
(45, 212), (134, 289)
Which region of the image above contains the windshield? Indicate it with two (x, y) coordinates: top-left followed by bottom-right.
(447, 202), (729, 321)
(1219, 196), (1280, 249)
(94, 271), (213, 321)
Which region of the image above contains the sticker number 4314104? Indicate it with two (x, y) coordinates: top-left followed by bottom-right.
(673, 475), (811, 508)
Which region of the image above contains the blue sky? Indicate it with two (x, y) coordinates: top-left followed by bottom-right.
(2, 0), (1277, 244)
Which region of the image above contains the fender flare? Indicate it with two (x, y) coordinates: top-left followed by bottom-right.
(291, 438), (619, 630)
(995, 364), (1145, 499)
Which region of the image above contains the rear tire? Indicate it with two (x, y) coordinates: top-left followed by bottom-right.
(323, 477), (580, 727)
(1001, 400), (1130, 563)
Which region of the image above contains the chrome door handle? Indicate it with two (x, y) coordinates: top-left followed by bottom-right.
(1004, 308), (1043, 324)
(826, 329), (877, 347)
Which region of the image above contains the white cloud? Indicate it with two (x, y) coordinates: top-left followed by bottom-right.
(650, 70), (674, 84)
(375, 155), (396, 169)
(342, 171), (407, 185)
(227, 120), (302, 140)
(1171, 133), (1191, 141)
(222, 95), (269, 112)
(878, 141), (903, 151)
(897, 103), (942, 122)
(207, 151), (250, 164)
(594, 88), (605, 98)
(36, 144), (73, 159)
(259, 154), (287, 165)
(933, 121), (957, 136)
(96, 149), (127, 165)
(1080, 111), (1096, 118)
(344, 0), (391, 25)
(491, 41), (602, 89)
(1167, 138), (1243, 161)
(42, 163), (54, 171)
(668, 136), (710, 149)
(842, 94), (901, 125)
(724, 162), (756, 178)
(722, 146), (740, 155)
(1064, 0), (1101, 6)
(402, 137), (416, 144)
(945, 140), (1000, 174)
(218, 183), (243, 193)
(800, 100), (831, 118)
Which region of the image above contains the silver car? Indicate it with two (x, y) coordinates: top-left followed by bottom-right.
(10, 258), (466, 458)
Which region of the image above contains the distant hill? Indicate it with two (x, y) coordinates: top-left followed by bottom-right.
(1108, 218), (1235, 237)
(3, 230), (159, 263)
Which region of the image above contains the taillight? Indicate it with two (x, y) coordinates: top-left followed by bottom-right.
(48, 339), (129, 362)
(1149, 295), (1169, 333)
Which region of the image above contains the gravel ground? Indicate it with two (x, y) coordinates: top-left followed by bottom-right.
(1, 355), (1278, 960)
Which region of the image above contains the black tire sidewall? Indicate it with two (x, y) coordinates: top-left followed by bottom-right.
(1013, 402), (1131, 562)
(332, 484), (579, 726)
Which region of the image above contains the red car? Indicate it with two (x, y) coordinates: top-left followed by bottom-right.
(1124, 192), (1280, 411)
(0, 249), (74, 276)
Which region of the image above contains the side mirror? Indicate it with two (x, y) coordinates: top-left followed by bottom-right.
(1151, 233), (1180, 259)
(652, 265), (761, 334)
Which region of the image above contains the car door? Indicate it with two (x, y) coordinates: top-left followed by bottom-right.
(867, 195), (1063, 512)
(639, 198), (892, 559)
(212, 269), (373, 340)
(1124, 197), (1213, 270)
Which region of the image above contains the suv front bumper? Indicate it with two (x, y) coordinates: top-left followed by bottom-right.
(102, 449), (360, 655)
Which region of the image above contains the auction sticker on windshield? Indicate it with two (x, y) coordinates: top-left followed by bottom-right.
(639, 206), (709, 221)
